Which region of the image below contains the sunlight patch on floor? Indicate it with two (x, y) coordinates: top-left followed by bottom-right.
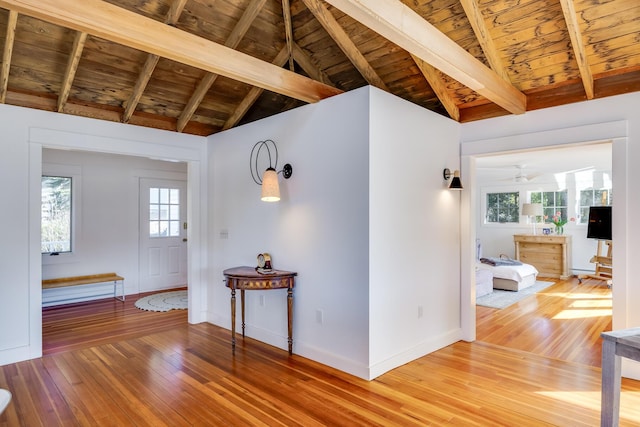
(569, 299), (612, 308)
(553, 308), (612, 319)
(544, 292), (612, 300)
(536, 390), (640, 423)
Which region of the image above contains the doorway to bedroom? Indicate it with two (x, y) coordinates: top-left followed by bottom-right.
(473, 142), (613, 367)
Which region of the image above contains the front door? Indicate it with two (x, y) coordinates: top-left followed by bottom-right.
(139, 178), (188, 292)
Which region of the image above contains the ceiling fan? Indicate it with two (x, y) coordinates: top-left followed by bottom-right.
(512, 165), (539, 182)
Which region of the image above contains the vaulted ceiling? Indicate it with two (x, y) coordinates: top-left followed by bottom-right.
(1, 0), (638, 136)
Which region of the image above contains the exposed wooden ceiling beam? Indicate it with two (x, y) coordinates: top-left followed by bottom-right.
(223, 47), (290, 131)
(0, 0), (341, 106)
(58, 31), (87, 113)
(412, 55), (459, 121)
(301, 0), (389, 92)
(0, 10), (18, 103)
(122, 0), (188, 123)
(292, 43), (335, 87)
(176, 0), (268, 132)
(164, 0), (188, 25)
(282, 0), (295, 71)
(322, 0), (526, 115)
(458, 0), (511, 83)
(559, 0), (594, 99)
(122, 54), (160, 123)
(4, 88), (215, 135)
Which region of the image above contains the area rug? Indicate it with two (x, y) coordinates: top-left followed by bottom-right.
(476, 281), (555, 310)
(134, 290), (187, 312)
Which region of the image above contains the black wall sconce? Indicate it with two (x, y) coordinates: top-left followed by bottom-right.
(443, 168), (463, 190)
(250, 139), (293, 202)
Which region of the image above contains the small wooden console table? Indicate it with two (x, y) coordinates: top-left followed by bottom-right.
(223, 266), (297, 355)
(601, 327), (640, 426)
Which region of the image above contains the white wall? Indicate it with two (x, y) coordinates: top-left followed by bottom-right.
(208, 86), (462, 380)
(0, 103), (208, 366)
(208, 87), (372, 377)
(368, 88), (462, 376)
(41, 149), (187, 306)
(460, 91), (640, 379)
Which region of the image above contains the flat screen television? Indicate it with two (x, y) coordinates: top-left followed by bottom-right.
(587, 206), (612, 240)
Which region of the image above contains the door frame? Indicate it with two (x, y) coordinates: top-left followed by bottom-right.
(139, 177), (188, 293)
(459, 120), (632, 375)
(28, 126), (208, 360)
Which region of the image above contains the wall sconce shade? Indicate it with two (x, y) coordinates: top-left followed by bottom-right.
(443, 168), (463, 190)
(261, 167), (280, 202)
(250, 139), (293, 202)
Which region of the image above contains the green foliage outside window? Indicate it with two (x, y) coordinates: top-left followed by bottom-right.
(42, 176), (72, 253)
(530, 190), (567, 224)
(486, 192), (519, 223)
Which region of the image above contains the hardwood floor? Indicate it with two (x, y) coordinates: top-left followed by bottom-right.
(42, 288), (188, 356)
(477, 276), (612, 367)
(1, 281), (639, 426)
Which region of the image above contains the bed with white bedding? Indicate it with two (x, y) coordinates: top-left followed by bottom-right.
(475, 239), (538, 291)
(476, 261), (539, 291)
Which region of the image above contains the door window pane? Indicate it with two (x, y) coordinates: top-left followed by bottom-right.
(149, 187), (180, 237)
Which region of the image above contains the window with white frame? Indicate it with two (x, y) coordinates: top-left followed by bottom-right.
(486, 191), (519, 223)
(579, 188), (612, 224)
(530, 190), (568, 224)
(41, 176), (72, 254)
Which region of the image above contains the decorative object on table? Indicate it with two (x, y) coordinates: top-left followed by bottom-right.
(522, 203), (543, 235)
(223, 266), (297, 355)
(547, 211), (574, 235)
(256, 252), (274, 274)
(542, 228), (551, 235)
(249, 139), (293, 202)
(476, 280), (555, 309)
(442, 168), (463, 190)
(134, 290), (188, 312)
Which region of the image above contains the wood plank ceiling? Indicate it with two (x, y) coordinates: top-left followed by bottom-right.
(0, 0), (638, 136)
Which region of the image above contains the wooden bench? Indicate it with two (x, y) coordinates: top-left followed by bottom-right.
(42, 273), (125, 302)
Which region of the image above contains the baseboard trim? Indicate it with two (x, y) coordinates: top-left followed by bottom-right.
(368, 328), (464, 380)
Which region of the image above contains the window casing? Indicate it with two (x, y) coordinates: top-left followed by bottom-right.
(41, 176), (72, 254)
(486, 192), (519, 223)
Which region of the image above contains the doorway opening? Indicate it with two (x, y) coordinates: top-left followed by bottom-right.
(40, 148), (191, 355)
(471, 141), (614, 367)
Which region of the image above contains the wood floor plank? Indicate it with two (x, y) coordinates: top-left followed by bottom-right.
(1, 281), (640, 426)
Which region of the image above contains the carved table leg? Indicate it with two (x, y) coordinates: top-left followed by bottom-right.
(241, 289), (246, 338)
(230, 287), (236, 353)
(287, 287), (293, 355)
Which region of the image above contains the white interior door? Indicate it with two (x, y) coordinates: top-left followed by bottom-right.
(139, 178), (188, 292)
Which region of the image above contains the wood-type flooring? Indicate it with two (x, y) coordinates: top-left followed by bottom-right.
(1, 278), (639, 426)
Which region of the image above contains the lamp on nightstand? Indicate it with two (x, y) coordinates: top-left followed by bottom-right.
(522, 203), (543, 235)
